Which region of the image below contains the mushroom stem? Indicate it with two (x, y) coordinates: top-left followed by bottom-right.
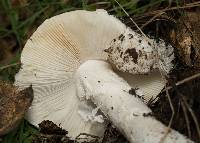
(75, 60), (193, 143)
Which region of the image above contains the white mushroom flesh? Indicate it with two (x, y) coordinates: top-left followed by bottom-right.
(75, 60), (193, 143)
(14, 9), (189, 143)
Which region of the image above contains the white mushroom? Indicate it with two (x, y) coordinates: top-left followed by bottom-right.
(15, 9), (192, 142)
(75, 60), (192, 143)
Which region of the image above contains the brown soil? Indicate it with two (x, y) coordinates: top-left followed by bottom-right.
(0, 82), (33, 136)
(32, 121), (128, 143)
(32, 120), (73, 143)
(32, 120), (103, 143)
(102, 124), (128, 143)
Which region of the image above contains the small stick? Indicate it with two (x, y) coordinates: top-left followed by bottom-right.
(181, 100), (191, 138)
(181, 95), (200, 140)
(113, 0), (148, 39)
(171, 80), (200, 141)
(140, 12), (165, 30)
(0, 62), (20, 71)
(127, 1), (200, 26)
(163, 72), (200, 92)
(146, 1), (200, 16)
(159, 87), (174, 143)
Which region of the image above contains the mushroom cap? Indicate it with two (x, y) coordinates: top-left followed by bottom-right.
(105, 28), (174, 74)
(15, 9), (167, 138)
(15, 9), (126, 138)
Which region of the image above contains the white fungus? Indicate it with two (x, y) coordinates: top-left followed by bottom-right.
(15, 9), (192, 143)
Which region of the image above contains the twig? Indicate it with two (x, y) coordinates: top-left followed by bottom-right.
(171, 79), (200, 141)
(113, 0), (148, 39)
(159, 87), (174, 143)
(164, 72), (200, 91)
(146, 1), (200, 16)
(127, 1), (200, 26)
(181, 95), (200, 140)
(162, 1), (200, 12)
(176, 73), (200, 86)
(0, 62), (20, 71)
(140, 11), (165, 29)
(181, 100), (191, 138)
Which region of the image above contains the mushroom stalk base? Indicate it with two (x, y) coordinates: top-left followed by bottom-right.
(75, 60), (192, 143)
